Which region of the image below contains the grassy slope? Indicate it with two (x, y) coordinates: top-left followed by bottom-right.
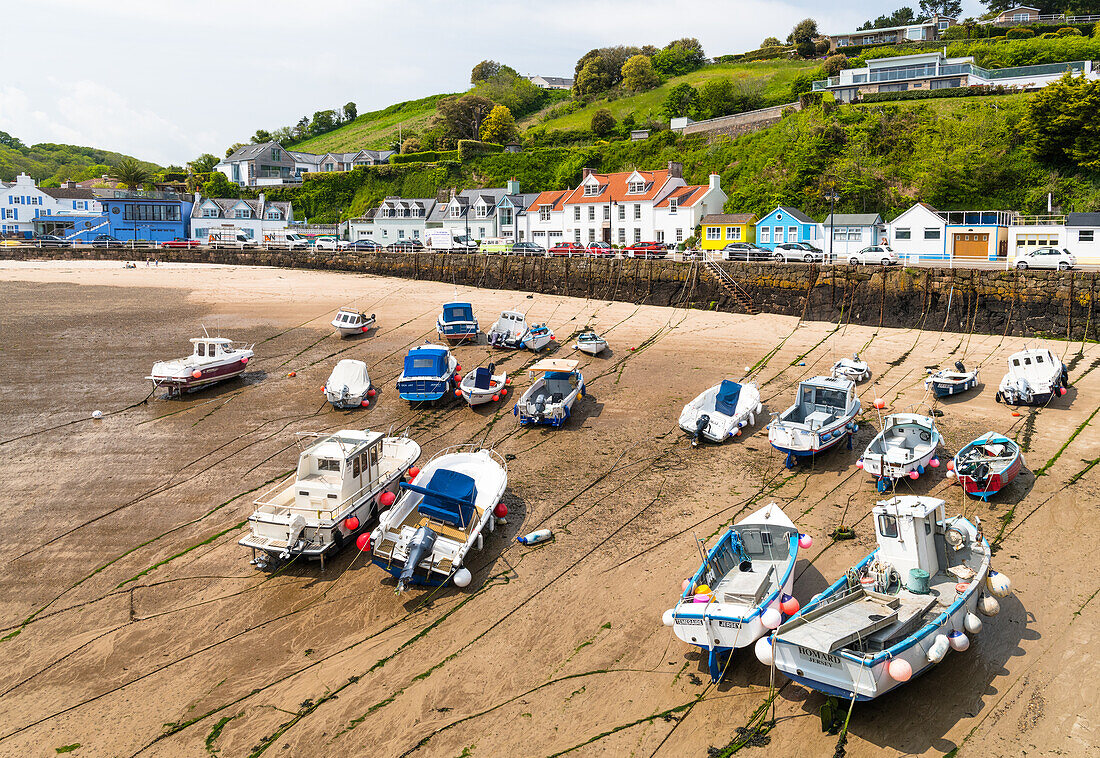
(287, 93), (457, 154)
(0, 141), (159, 184)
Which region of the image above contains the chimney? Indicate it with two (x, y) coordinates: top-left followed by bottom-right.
(506, 178), (520, 195)
(709, 173), (720, 191)
(259, 192), (266, 208)
(668, 161), (683, 179)
(64, 180), (77, 189)
(581, 167), (595, 180)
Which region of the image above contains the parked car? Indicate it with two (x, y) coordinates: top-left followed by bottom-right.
(162, 237), (201, 249)
(585, 241), (614, 257)
(386, 239), (425, 252)
(0, 238), (23, 247)
(549, 241), (586, 257)
(624, 241), (667, 259)
(91, 234), (124, 247)
(1013, 246), (1075, 270)
(847, 245), (900, 266)
(347, 239), (382, 251)
(773, 242), (827, 263)
(31, 234), (73, 247)
(511, 241), (546, 257)
(312, 236), (347, 251)
(480, 238), (513, 254)
(721, 243), (772, 262)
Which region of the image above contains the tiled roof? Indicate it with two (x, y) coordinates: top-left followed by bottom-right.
(701, 213), (757, 224)
(655, 184), (707, 208)
(528, 190), (570, 212)
(563, 170), (671, 205)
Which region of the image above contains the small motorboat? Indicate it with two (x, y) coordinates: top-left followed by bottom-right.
(147, 335), (254, 397)
(487, 310), (528, 349)
(240, 429), (421, 569)
(396, 344), (459, 403)
(324, 359), (375, 409)
(831, 353), (870, 383)
(437, 301), (479, 343)
(575, 331), (608, 355)
(662, 503), (803, 682)
(951, 432), (1024, 500)
(514, 359), (584, 428)
(331, 308), (375, 337)
(522, 323), (554, 352)
(859, 413), (942, 492)
(768, 376), (860, 468)
(459, 364), (508, 406)
(678, 379), (763, 446)
(995, 348), (1069, 405)
(371, 445), (508, 591)
(925, 361), (979, 398)
(766, 496), (1007, 702)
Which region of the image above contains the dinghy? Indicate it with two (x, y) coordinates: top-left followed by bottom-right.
(396, 344), (459, 403)
(951, 432), (1023, 500)
(459, 364), (508, 407)
(765, 496), (1006, 702)
(831, 354), (871, 382)
(995, 348), (1069, 406)
(514, 359), (584, 428)
(678, 379), (764, 446)
(324, 359), (375, 409)
(768, 376), (860, 468)
(436, 301), (479, 344)
(858, 413), (941, 492)
(371, 445), (508, 591)
(662, 503), (804, 682)
(925, 361), (979, 398)
(522, 323), (554, 352)
(147, 335), (254, 397)
(240, 430), (421, 569)
(575, 331), (608, 356)
(331, 308), (375, 337)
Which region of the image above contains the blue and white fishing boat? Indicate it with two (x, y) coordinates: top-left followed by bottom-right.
(924, 361), (979, 398)
(768, 376), (860, 469)
(370, 445), (508, 591)
(662, 503), (803, 682)
(459, 364), (508, 406)
(859, 413), (941, 493)
(437, 301), (479, 344)
(396, 344), (459, 403)
(514, 359), (584, 427)
(763, 496), (1009, 701)
(522, 323), (553, 352)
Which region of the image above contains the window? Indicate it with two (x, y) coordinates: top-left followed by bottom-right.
(617, 228), (626, 243)
(574, 229), (581, 243)
(573, 206), (581, 221)
(450, 204), (460, 218)
(788, 226), (797, 242)
(323, 163), (334, 171)
(706, 227), (721, 240)
(196, 343), (205, 357)
(500, 208), (513, 226)
(202, 207), (218, 218)
(669, 197), (677, 214)
(726, 226), (741, 240)
(317, 458), (340, 472)
(478, 227), (485, 237)
(617, 204), (625, 221)
(877, 514), (898, 539)
(602, 205), (609, 220)
(1080, 230), (1095, 243)
(539, 206), (551, 222)
(588, 228), (595, 242)
(587, 206), (595, 221)
(398, 230), (405, 239)
(267, 209), (281, 219)
(353, 455), (361, 478)
(235, 209), (250, 219)
(123, 204), (182, 222)
(924, 228), (941, 240)
(878, 83), (909, 93)
(583, 183), (599, 196)
(656, 230), (664, 242)
(676, 228), (683, 242)
(633, 228), (641, 242)
(760, 228), (771, 243)
(633, 204), (641, 220)
(271, 148), (281, 161)
(627, 180), (644, 193)
(895, 228), (912, 240)
(931, 78), (962, 89)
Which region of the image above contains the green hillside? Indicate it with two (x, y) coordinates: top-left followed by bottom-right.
(0, 131), (160, 185)
(287, 94), (456, 154)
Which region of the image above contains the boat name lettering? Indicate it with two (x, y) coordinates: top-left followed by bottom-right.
(798, 646), (842, 668)
(675, 617), (704, 625)
(717, 620), (742, 629)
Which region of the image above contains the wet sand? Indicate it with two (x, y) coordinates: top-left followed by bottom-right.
(0, 260), (1097, 757)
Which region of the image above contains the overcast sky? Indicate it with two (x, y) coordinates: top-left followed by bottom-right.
(0, 0), (986, 166)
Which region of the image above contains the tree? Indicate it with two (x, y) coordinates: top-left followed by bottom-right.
(919, 0), (962, 17)
(479, 104), (519, 144)
(653, 38), (707, 77)
(251, 129), (272, 143)
(201, 171), (238, 200)
(471, 71), (547, 118)
(661, 83), (699, 119)
(574, 58), (614, 97)
(108, 158), (151, 189)
(187, 153), (219, 174)
(762, 36), (783, 47)
(401, 136), (422, 153)
(437, 94), (495, 141)
(343, 102), (357, 121)
(788, 18), (820, 58)
(294, 117), (310, 139)
(310, 110), (337, 135)
(823, 54), (849, 77)
(471, 60), (517, 83)
(698, 79), (736, 119)
(1021, 73), (1100, 170)
(621, 54), (660, 91)
(591, 109), (616, 137)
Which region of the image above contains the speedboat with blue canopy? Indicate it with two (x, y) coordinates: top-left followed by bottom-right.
(662, 503), (802, 682)
(768, 375), (860, 468)
(437, 301), (479, 343)
(396, 343), (458, 402)
(678, 378), (763, 446)
(370, 445), (508, 591)
(765, 496), (1007, 702)
(514, 359), (584, 427)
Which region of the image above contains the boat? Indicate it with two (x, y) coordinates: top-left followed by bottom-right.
(662, 503), (803, 682)
(513, 359), (585, 427)
(324, 359), (374, 409)
(575, 331), (608, 355)
(437, 301), (479, 343)
(678, 379), (764, 446)
(765, 496), (1007, 702)
(831, 353), (871, 382)
(147, 335), (254, 396)
(459, 364), (508, 406)
(486, 310), (528, 349)
(768, 376), (861, 468)
(858, 413), (942, 493)
(331, 308), (376, 337)
(396, 344), (459, 403)
(995, 348), (1069, 405)
(239, 429), (421, 569)
(924, 361), (979, 398)
(951, 432), (1024, 500)
(521, 322), (554, 352)
(370, 445), (508, 591)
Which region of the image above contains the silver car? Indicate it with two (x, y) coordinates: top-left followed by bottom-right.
(1013, 247), (1075, 270)
(847, 245), (900, 266)
(773, 242), (827, 263)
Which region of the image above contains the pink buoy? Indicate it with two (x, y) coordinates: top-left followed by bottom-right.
(367, 388), (376, 397)
(930, 458), (940, 468)
(241, 356), (248, 364)
(191, 369), (203, 379)
(493, 502), (508, 518)
(909, 470), (920, 480)
(946, 459), (955, 471)
(856, 460), (864, 469)
(798, 534), (813, 550)
(379, 491), (396, 507)
(355, 533), (371, 552)
(344, 516), (359, 532)
(888, 657), (912, 682)
(361, 399), (370, 408)
(682, 578), (691, 593)
(1059, 387), (1067, 396)
(693, 593), (710, 603)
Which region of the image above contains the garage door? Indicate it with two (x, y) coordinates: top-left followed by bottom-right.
(952, 233), (989, 258)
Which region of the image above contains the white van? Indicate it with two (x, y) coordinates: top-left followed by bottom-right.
(423, 229), (479, 251)
(263, 230), (311, 250)
(207, 228), (256, 248)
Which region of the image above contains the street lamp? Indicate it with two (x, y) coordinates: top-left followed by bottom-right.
(824, 189), (840, 262)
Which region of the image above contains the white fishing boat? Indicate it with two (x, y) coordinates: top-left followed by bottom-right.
(678, 379), (763, 446)
(764, 496), (1008, 702)
(522, 322), (554, 352)
(486, 310), (528, 349)
(858, 413), (942, 492)
(331, 308), (376, 337)
(370, 445), (508, 591)
(240, 430), (421, 569)
(831, 353), (871, 382)
(147, 335), (254, 397)
(662, 503), (805, 682)
(924, 361), (979, 398)
(324, 359), (375, 409)
(575, 331), (608, 355)
(995, 348), (1069, 405)
(459, 364), (508, 406)
(768, 376), (860, 469)
(514, 359), (585, 427)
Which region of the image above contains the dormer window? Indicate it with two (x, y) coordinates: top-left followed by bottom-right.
(266, 209), (281, 219)
(202, 206), (218, 218)
(235, 208), (250, 219)
(583, 183), (599, 197)
(539, 206), (551, 222)
(450, 204), (461, 218)
(627, 180), (645, 194)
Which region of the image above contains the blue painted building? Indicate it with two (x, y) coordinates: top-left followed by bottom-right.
(755, 206), (821, 250)
(97, 190), (194, 242)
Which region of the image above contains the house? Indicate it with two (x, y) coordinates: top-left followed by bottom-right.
(527, 75), (574, 90)
(312, 150), (395, 174)
(1067, 213), (1100, 264)
(189, 193), (294, 242)
(1, 174), (105, 238)
(700, 213), (758, 250)
(217, 142), (395, 186)
(991, 5), (1040, 24)
(812, 51), (1096, 103)
(828, 15), (955, 50)
(823, 213), (887, 257)
(887, 202), (947, 259)
(372, 196), (437, 243)
(426, 180), (538, 242)
(942, 210), (1011, 260)
(95, 190), (193, 243)
(630, 130), (651, 141)
(35, 183), (106, 241)
(755, 206), (821, 250)
(522, 189), (570, 247)
(652, 175), (727, 247)
(348, 208), (378, 241)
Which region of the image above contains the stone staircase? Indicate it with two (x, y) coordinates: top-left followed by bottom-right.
(702, 257), (758, 314)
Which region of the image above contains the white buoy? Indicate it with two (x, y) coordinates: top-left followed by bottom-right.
(754, 635), (774, 666)
(986, 570), (1012, 598)
(761, 607), (782, 630)
(453, 567), (472, 587)
(517, 529), (553, 546)
(949, 630), (970, 652)
(978, 594), (1001, 617)
(964, 612), (983, 634)
(92, 410), (104, 419)
(927, 634), (950, 663)
(887, 657), (912, 682)
(662, 608), (675, 627)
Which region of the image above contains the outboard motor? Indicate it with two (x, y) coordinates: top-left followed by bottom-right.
(533, 393), (548, 421)
(955, 360), (966, 373)
(692, 414), (710, 447)
(974, 462), (990, 488)
(397, 525), (437, 593)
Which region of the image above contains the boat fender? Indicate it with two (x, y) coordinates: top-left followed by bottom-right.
(964, 612), (983, 634)
(780, 594), (800, 615)
(978, 594), (1000, 617)
(761, 608), (782, 630)
(92, 410), (104, 419)
(986, 570), (1012, 598)
(517, 529), (553, 546)
(917, 464), (925, 475)
(476, 533), (483, 551)
(927, 634), (950, 663)
(512, 405), (518, 416)
(887, 657), (913, 682)
(682, 578), (691, 593)
(909, 470), (920, 480)
(192, 369), (203, 379)
(948, 630), (969, 652)
(453, 567), (473, 588)
(754, 636), (774, 666)
(662, 609), (676, 627)
(930, 458), (940, 468)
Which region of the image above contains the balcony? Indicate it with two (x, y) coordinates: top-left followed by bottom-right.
(1011, 215), (1066, 226)
(93, 189), (192, 201)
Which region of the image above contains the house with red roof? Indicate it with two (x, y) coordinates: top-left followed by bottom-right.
(522, 189), (571, 247)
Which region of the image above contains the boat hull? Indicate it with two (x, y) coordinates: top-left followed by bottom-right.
(958, 454), (1022, 499)
(148, 358), (249, 391)
(575, 342), (606, 355)
(398, 378), (453, 402)
(928, 377), (977, 398)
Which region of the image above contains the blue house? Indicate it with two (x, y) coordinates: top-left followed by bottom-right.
(98, 190), (194, 242)
(755, 206), (821, 250)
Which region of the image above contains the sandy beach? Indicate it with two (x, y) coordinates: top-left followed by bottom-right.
(0, 259), (1096, 757)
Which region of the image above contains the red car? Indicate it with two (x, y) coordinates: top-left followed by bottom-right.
(585, 242), (614, 257)
(624, 241), (667, 259)
(162, 237), (202, 249)
(549, 241), (586, 257)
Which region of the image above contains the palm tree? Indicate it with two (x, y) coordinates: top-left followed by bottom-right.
(108, 158), (151, 190)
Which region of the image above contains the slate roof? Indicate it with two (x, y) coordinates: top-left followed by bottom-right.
(654, 184), (707, 208)
(767, 206), (818, 225)
(42, 187), (97, 200)
(823, 213), (884, 225)
(701, 213), (757, 224)
(1067, 212), (1100, 227)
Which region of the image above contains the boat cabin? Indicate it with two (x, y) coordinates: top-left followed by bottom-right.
(786, 377), (856, 429)
(403, 346), (450, 379)
(288, 431), (384, 515)
(334, 309), (367, 328)
(1006, 348), (1057, 382)
(441, 302), (476, 325)
(872, 496), (945, 577)
(190, 337), (236, 360)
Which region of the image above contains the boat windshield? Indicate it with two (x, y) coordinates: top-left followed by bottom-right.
(443, 304), (474, 322)
(404, 350), (447, 377)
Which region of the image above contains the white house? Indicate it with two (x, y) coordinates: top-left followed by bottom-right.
(652, 174), (727, 247)
(823, 213), (887, 257)
(189, 193), (294, 241)
(371, 196), (436, 243)
(522, 189), (570, 247)
(887, 202), (947, 260)
(1067, 212), (1100, 264)
(219, 142), (396, 186)
(348, 208), (378, 241)
(527, 75), (574, 90)
(1, 173), (103, 237)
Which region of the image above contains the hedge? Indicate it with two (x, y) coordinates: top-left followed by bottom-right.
(457, 140), (505, 161)
(390, 149), (459, 164)
(835, 39), (946, 58)
(858, 84), (1020, 103)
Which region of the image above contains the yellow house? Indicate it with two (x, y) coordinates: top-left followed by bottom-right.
(700, 213), (758, 250)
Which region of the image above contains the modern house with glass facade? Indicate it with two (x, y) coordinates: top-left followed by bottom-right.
(98, 191), (193, 242)
(827, 15), (955, 50)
